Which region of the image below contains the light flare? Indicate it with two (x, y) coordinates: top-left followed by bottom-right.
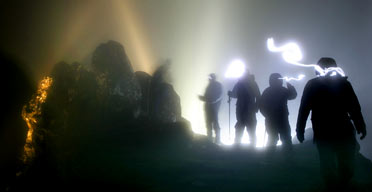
(21, 77), (53, 163)
(225, 59), (246, 78)
(267, 38), (345, 77)
(280, 74), (305, 82)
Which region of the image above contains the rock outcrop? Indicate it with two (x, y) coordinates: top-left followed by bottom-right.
(91, 40), (141, 117)
(149, 63), (182, 123)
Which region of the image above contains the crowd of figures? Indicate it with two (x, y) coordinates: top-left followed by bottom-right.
(199, 57), (367, 190)
(200, 71), (295, 149)
(0, 39), (369, 191)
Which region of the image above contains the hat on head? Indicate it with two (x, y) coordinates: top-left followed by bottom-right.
(269, 73), (283, 87)
(317, 57), (337, 69)
(208, 73), (217, 80)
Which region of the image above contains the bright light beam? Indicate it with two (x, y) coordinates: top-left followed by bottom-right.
(267, 38), (345, 77)
(280, 74), (305, 82)
(225, 59), (246, 78)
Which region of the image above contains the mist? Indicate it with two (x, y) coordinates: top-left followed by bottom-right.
(1, 0), (372, 158)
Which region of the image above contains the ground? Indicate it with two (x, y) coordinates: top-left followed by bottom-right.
(11, 124), (372, 192)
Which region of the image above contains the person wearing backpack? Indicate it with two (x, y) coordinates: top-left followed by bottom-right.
(259, 73), (297, 152)
(296, 57), (367, 190)
(228, 71), (261, 146)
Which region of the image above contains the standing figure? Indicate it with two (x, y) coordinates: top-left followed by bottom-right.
(228, 72), (261, 146)
(296, 58), (366, 189)
(199, 73), (223, 143)
(259, 73), (297, 151)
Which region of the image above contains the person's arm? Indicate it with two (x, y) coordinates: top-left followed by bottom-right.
(198, 95), (205, 101)
(207, 82), (223, 104)
(228, 82), (238, 98)
(252, 80), (261, 112)
(259, 89), (268, 118)
(296, 81), (312, 143)
(286, 82), (297, 100)
(215, 82), (223, 103)
(346, 81), (367, 140)
(253, 80), (261, 99)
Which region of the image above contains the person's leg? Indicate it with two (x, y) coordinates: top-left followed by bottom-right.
(205, 107), (213, 141)
(212, 107), (221, 144)
(316, 142), (338, 189)
(278, 119), (292, 152)
(247, 114), (257, 147)
(206, 124), (212, 141)
(213, 122), (221, 144)
(234, 121), (244, 144)
(336, 140), (356, 186)
(265, 119), (279, 147)
(234, 110), (245, 144)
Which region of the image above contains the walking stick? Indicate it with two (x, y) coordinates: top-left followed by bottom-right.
(228, 95), (231, 139)
(263, 126), (267, 147)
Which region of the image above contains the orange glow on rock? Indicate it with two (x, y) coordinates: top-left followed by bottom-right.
(21, 77), (53, 163)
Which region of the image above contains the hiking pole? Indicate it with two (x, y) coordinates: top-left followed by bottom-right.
(228, 95), (231, 139)
(263, 126), (267, 147)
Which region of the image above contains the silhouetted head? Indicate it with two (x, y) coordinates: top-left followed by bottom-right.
(241, 70), (253, 81)
(269, 73), (283, 87)
(316, 57), (337, 76)
(317, 57), (337, 69)
(208, 73), (217, 82)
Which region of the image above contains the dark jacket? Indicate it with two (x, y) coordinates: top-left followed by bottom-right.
(230, 75), (260, 114)
(201, 80), (223, 112)
(296, 75), (366, 142)
(260, 83), (297, 121)
(203, 81), (223, 104)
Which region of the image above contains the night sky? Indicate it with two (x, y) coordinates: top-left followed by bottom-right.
(1, 0), (372, 158)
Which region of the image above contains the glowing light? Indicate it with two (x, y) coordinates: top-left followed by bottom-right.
(225, 59), (246, 78)
(280, 74), (305, 82)
(267, 38), (345, 77)
(22, 77), (53, 163)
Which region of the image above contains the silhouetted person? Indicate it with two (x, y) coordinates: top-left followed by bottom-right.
(228, 71), (260, 146)
(296, 57), (367, 190)
(260, 73), (297, 151)
(199, 73), (223, 143)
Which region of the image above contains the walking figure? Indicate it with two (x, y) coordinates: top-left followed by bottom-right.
(259, 73), (297, 151)
(228, 71), (260, 146)
(296, 57), (367, 190)
(199, 73), (223, 143)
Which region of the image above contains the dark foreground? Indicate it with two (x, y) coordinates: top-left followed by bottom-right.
(7, 123), (372, 192)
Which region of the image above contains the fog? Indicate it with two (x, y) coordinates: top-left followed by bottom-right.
(1, 0), (371, 158)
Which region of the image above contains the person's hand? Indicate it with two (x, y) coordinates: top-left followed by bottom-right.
(198, 95), (205, 101)
(357, 129), (367, 140)
(297, 134), (304, 143)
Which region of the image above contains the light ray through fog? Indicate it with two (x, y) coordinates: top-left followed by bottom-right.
(2, 0), (370, 159)
(173, 2), (226, 137)
(43, 3), (98, 75)
(116, 0), (155, 73)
